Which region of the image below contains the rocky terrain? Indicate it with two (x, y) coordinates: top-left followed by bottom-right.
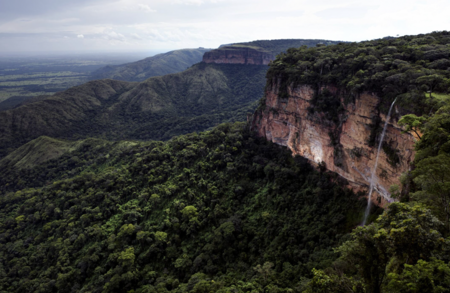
(203, 46), (273, 65)
(203, 39), (344, 65)
(251, 81), (416, 204)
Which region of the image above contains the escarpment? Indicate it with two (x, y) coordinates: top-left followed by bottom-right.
(251, 81), (416, 204)
(203, 46), (274, 65)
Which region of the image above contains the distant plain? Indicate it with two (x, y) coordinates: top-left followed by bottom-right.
(0, 52), (153, 106)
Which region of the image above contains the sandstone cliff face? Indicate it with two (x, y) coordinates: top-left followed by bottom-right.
(251, 82), (416, 204)
(203, 46), (273, 65)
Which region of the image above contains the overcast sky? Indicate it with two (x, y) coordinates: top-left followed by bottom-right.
(0, 0), (449, 54)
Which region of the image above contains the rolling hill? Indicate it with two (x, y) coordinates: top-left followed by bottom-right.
(0, 63), (267, 159)
(90, 48), (212, 82)
(1, 32), (450, 293)
(0, 39), (342, 159)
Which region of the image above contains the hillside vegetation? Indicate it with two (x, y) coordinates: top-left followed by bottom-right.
(254, 31), (450, 292)
(231, 39), (344, 55)
(89, 40), (345, 83)
(0, 123), (364, 292)
(266, 32), (450, 117)
(0, 39), (345, 159)
(2, 32), (450, 292)
(0, 63), (267, 159)
(90, 49), (211, 82)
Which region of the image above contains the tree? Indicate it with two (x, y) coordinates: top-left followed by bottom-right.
(304, 268), (365, 293)
(416, 74), (445, 98)
(412, 154), (450, 232)
(398, 114), (427, 139)
(306, 203), (450, 293)
(253, 262), (274, 285)
(387, 258), (450, 292)
(181, 205), (198, 220)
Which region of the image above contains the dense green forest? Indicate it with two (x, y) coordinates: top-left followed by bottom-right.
(304, 92), (450, 292)
(0, 123), (365, 292)
(229, 39), (344, 55)
(259, 30), (450, 292)
(265, 31), (450, 119)
(2, 31), (450, 292)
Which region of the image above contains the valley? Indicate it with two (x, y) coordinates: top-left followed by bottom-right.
(1, 32), (450, 292)
(0, 39), (342, 159)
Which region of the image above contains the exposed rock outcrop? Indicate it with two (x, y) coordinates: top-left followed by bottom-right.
(203, 46), (273, 65)
(251, 81), (416, 204)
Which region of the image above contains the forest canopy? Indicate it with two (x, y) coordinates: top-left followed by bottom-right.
(2, 31), (450, 292)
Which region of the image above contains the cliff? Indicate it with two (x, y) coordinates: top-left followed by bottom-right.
(204, 39), (345, 66)
(203, 46), (274, 65)
(251, 82), (416, 204)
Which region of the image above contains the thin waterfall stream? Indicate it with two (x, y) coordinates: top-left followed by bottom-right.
(362, 97), (398, 225)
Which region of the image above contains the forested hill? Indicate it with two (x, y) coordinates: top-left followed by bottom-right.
(264, 31), (450, 117)
(0, 39), (345, 160)
(2, 32), (450, 292)
(0, 123), (365, 292)
(231, 39), (344, 55)
(252, 31), (450, 292)
(0, 63), (267, 159)
(91, 40), (344, 83)
(90, 48), (212, 82)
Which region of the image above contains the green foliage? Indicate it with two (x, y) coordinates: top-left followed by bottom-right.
(305, 203), (450, 293)
(233, 39), (344, 55)
(411, 154), (450, 231)
(387, 258), (450, 292)
(398, 114), (427, 139)
(304, 268), (365, 293)
(253, 262), (275, 285)
(155, 231), (168, 242)
(403, 101), (450, 231)
(0, 63), (266, 159)
(265, 31), (450, 121)
(0, 123), (364, 292)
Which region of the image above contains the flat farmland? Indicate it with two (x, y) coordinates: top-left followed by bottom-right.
(0, 52), (152, 109)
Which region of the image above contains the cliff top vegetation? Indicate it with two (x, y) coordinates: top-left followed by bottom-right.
(266, 31), (450, 116)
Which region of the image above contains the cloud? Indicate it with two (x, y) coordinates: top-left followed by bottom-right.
(171, 0), (227, 5)
(103, 31), (126, 42)
(138, 4), (156, 13)
(315, 5), (372, 19)
(130, 33), (143, 40)
(1, 0), (450, 53)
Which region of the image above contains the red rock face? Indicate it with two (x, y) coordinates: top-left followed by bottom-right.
(203, 47), (273, 65)
(251, 82), (416, 206)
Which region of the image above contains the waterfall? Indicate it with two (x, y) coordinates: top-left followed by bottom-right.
(362, 97), (397, 226)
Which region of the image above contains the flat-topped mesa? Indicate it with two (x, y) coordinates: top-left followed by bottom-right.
(202, 46), (274, 65)
(250, 81), (417, 206)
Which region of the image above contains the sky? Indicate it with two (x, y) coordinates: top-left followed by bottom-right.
(0, 0), (449, 54)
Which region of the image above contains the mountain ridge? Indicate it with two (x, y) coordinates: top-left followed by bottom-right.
(0, 39), (340, 158)
(90, 48), (211, 82)
(0, 63), (267, 158)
